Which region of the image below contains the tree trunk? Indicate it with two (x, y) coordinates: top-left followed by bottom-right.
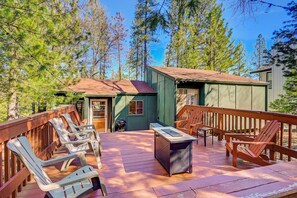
(118, 41), (122, 80)
(143, 0), (148, 73)
(8, 91), (19, 120)
(7, 66), (19, 120)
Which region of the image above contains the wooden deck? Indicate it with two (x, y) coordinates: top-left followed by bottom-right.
(17, 130), (297, 198)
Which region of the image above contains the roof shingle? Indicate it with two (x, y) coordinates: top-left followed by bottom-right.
(150, 66), (268, 85)
(250, 66), (272, 74)
(66, 79), (156, 96)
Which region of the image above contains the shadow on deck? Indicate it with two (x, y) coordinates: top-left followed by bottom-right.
(17, 130), (297, 198)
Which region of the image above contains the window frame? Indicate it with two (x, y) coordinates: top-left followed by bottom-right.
(128, 100), (144, 115)
(266, 72), (272, 89)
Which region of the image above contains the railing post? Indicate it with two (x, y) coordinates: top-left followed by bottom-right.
(218, 114), (223, 141)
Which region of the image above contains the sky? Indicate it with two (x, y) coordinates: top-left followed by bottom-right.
(100, 0), (292, 66)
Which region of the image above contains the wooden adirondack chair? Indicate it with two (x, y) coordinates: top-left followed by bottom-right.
(7, 137), (107, 198)
(225, 120), (279, 167)
(49, 118), (102, 169)
(175, 109), (203, 135)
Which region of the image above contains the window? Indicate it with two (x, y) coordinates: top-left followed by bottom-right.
(267, 72), (272, 89)
(176, 88), (199, 112)
(129, 100), (144, 115)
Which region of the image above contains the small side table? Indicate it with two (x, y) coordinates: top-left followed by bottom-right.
(196, 127), (214, 146)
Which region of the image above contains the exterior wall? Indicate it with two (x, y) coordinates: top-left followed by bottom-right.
(83, 95), (156, 132)
(114, 95), (157, 131)
(258, 66), (286, 111)
(84, 97), (90, 124)
(271, 65), (285, 104)
(259, 72), (267, 81)
(204, 83), (266, 111)
(146, 67), (176, 126)
(176, 88), (199, 112)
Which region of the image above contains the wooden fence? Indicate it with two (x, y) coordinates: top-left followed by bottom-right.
(178, 105), (297, 161)
(0, 105), (81, 198)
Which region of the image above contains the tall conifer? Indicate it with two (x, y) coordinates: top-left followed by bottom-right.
(128, 0), (157, 80)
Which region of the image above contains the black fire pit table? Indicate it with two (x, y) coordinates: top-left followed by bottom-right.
(153, 127), (197, 176)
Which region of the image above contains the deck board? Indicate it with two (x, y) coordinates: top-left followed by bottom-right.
(16, 130), (297, 197)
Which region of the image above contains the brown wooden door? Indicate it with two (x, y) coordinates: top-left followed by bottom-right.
(90, 99), (107, 132)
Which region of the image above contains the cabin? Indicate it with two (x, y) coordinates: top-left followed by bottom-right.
(251, 65), (286, 110)
(66, 78), (157, 132)
(145, 66), (268, 126)
(66, 67), (268, 131)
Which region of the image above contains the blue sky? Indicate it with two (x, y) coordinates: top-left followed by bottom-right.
(100, 0), (291, 67)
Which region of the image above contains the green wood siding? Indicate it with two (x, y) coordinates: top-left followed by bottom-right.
(205, 84), (219, 107)
(252, 86), (266, 111)
(219, 85), (236, 109)
(146, 67), (176, 126)
(114, 95), (157, 131)
(204, 83), (266, 111)
(236, 85), (252, 110)
(164, 78), (175, 126)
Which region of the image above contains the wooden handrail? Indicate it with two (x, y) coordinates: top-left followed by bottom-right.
(0, 105), (81, 198)
(177, 105), (297, 162)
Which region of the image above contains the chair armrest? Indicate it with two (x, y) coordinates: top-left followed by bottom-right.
(38, 167), (98, 191)
(225, 133), (257, 137)
(225, 133), (256, 142)
(62, 139), (90, 145)
(232, 141), (275, 145)
(174, 120), (187, 123)
(77, 124), (96, 130)
(39, 152), (86, 167)
(175, 120), (188, 127)
(81, 119), (88, 125)
(73, 130), (94, 138)
(189, 122), (202, 128)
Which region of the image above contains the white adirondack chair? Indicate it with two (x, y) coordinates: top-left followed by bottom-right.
(61, 113), (102, 154)
(49, 118), (102, 169)
(7, 137), (107, 198)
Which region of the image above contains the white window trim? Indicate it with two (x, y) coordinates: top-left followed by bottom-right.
(129, 100), (144, 115)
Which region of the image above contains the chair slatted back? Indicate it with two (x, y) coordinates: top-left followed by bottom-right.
(185, 110), (203, 129)
(248, 120), (279, 157)
(62, 113), (79, 133)
(49, 118), (76, 152)
(7, 137), (52, 186)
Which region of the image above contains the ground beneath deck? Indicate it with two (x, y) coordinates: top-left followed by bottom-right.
(17, 130), (297, 198)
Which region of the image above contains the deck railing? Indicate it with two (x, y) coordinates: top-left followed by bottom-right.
(0, 105), (81, 198)
(177, 105), (297, 161)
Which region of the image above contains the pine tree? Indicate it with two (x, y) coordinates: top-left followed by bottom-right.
(165, 2), (243, 72)
(201, 4), (243, 72)
(0, 0), (83, 121)
(80, 1), (112, 79)
(111, 12), (127, 80)
(165, 0), (212, 68)
(128, 0), (157, 80)
(270, 2), (297, 114)
(228, 42), (250, 77)
(252, 34), (268, 69)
